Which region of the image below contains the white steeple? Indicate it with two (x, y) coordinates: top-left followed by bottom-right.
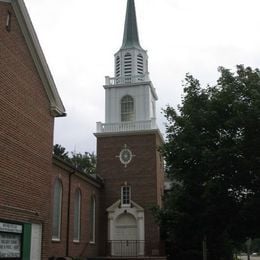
(96, 0), (158, 134)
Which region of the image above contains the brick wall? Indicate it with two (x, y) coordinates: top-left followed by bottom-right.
(0, 2), (55, 259)
(49, 159), (102, 259)
(96, 131), (164, 256)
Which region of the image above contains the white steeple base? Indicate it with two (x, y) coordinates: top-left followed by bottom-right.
(96, 118), (157, 133)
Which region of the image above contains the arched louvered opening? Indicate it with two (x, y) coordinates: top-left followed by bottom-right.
(121, 95), (134, 122)
(124, 53), (132, 77)
(137, 54), (144, 75)
(116, 56), (120, 78)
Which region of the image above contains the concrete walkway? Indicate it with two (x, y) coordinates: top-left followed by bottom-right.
(238, 256), (260, 260)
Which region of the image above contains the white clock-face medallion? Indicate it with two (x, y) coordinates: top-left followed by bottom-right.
(117, 145), (135, 167)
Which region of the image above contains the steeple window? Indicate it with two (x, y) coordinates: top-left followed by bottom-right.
(137, 54), (144, 75)
(124, 53), (132, 77)
(116, 56), (121, 78)
(121, 95), (134, 122)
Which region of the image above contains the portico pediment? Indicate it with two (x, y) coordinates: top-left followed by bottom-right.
(107, 199), (144, 213)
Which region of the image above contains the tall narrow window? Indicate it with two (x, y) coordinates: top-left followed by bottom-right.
(6, 11), (11, 32)
(52, 179), (62, 240)
(137, 54), (144, 75)
(90, 196), (96, 243)
(121, 95), (134, 122)
(121, 186), (131, 207)
(73, 189), (81, 242)
(124, 53), (132, 77)
(116, 56), (121, 78)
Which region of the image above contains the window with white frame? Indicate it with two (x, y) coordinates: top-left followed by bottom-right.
(52, 178), (62, 240)
(90, 196), (96, 243)
(73, 189), (81, 242)
(121, 95), (134, 122)
(121, 186), (131, 207)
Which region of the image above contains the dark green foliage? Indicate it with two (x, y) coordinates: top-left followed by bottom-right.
(156, 65), (260, 260)
(53, 144), (69, 160)
(53, 144), (96, 175)
(70, 151), (96, 174)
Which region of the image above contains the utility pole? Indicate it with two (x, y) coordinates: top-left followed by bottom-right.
(246, 238), (252, 260)
(202, 235), (207, 260)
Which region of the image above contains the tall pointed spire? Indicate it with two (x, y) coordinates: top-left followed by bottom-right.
(121, 0), (142, 50)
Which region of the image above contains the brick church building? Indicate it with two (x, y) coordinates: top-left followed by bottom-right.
(0, 0), (165, 259)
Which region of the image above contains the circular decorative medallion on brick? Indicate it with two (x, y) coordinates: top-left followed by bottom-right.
(118, 144), (135, 167)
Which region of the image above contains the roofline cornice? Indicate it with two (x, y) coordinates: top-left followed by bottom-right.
(53, 155), (104, 188)
(94, 128), (164, 143)
(8, 0), (66, 117)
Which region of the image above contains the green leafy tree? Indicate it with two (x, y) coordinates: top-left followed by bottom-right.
(70, 152), (96, 174)
(53, 144), (69, 160)
(53, 145), (96, 175)
(155, 65), (260, 260)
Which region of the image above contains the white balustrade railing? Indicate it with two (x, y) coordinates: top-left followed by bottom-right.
(105, 74), (150, 85)
(96, 119), (157, 133)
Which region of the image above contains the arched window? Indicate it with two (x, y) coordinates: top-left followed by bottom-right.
(73, 189), (81, 242)
(116, 56), (120, 78)
(90, 196), (96, 243)
(121, 95), (134, 122)
(52, 178), (62, 240)
(137, 54), (144, 75)
(124, 53), (132, 77)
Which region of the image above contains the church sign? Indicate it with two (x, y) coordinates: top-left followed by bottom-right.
(0, 222), (22, 259)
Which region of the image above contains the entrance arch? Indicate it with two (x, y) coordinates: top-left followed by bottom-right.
(114, 213), (137, 256)
(115, 213), (137, 241)
(107, 200), (145, 256)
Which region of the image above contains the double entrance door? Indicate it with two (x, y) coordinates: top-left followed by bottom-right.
(112, 213), (138, 256)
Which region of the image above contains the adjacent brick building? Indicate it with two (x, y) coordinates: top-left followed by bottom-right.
(0, 0), (102, 259)
(0, 0), (64, 259)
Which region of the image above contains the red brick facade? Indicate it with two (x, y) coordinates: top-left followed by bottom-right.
(49, 158), (102, 258)
(0, 2), (54, 259)
(96, 131), (164, 256)
(0, 2), (102, 259)
(0, 1), (165, 259)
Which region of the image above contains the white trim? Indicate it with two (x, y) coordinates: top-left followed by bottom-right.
(94, 128), (164, 144)
(30, 224), (42, 260)
(121, 186), (131, 207)
(8, 0), (65, 116)
(107, 200), (145, 256)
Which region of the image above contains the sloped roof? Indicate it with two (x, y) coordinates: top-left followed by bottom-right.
(121, 0), (143, 50)
(2, 0), (66, 117)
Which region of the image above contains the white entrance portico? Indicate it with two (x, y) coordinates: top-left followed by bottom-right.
(107, 200), (145, 256)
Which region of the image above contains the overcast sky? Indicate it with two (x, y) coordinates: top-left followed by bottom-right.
(24, 0), (260, 153)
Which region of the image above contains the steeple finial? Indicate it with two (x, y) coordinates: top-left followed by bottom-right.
(121, 0), (142, 50)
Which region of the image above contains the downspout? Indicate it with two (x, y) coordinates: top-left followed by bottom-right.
(66, 170), (75, 257)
